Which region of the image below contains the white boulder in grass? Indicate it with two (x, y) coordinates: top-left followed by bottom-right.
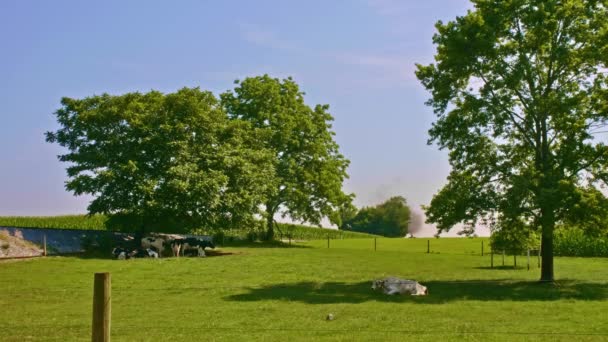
(371, 277), (428, 296)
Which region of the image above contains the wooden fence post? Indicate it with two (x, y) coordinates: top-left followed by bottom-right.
(491, 250), (494, 268)
(327, 235), (330, 248)
(481, 240), (484, 256)
(502, 250), (505, 266)
(527, 249), (530, 270)
(374, 238), (377, 251)
(537, 249), (541, 268)
(92, 272), (111, 342)
(427, 240), (430, 254)
(514, 254), (517, 268)
(43, 234), (47, 257)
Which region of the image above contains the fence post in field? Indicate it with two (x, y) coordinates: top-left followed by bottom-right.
(43, 234), (47, 257)
(491, 250), (494, 268)
(502, 250), (505, 266)
(527, 249), (530, 270)
(92, 272), (111, 342)
(481, 240), (484, 256)
(327, 234), (330, 248)
(427, 240), (430, 254)
(514, 254), (517, 268)
(537, 249), (541, 268)
(374, 237), (377, 251)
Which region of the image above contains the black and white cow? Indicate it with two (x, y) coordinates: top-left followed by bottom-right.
(141, 234), (182, 257)
(181, 238), (215, 257)
(112, 247), (159, 259)
(169, 239), (184, 257)
(141, 236), (166, 257)
(111, 247), (129, 260)
(129, 248), (159, 258)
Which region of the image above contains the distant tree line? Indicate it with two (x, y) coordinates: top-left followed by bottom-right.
(46, 75), (353, 238)
(340, 196), (411, 237)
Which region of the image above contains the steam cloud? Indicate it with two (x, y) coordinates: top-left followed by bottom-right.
(407, 207), (425, 236)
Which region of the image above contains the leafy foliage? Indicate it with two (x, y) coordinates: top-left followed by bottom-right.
(416, 0), (608, 281)
(490, 226), (539, 254)
(343, 196), (411, 237)
(221, 75), (353, 238)
(46, 88), (275, 233)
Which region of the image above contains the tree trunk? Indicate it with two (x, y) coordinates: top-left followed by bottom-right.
(539, 202), (555, 282)
(265, 207), (275, 241)
(538, 115), (555, 282)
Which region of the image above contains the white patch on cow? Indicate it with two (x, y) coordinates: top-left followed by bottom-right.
(147, 249), (159, 258)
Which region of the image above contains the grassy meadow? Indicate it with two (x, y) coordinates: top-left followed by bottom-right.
(1, 238), (607, 341)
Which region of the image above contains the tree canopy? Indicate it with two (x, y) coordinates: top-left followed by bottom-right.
(46, 88), (275, 233)
(416, 0), (608, 281)
(342, 196), (411, 237)
(221, 75), (353, 239)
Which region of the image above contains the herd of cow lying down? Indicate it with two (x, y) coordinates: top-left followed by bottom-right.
(111, 233), (215, 260)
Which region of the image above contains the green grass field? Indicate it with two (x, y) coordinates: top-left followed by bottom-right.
(1, 238), (607, 341)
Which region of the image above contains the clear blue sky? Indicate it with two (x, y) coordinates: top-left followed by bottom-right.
(0, 0), (486, 236)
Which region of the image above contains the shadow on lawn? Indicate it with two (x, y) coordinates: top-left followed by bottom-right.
(221, 240), (311, 249)
(225, 279), (608, 304)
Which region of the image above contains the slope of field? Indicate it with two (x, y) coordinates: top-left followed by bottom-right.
(0, 238), (606, 341)
(0, 230), (43, 258)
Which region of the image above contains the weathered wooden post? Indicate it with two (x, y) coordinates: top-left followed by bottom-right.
(514, 254), (517, 268)
(537, 249), (541, 268)
(491, 250), (494, 268)
(427, 240), (430, 254)
(502, 250), (505, 266)
(327, 234), (330, 248)
(374, 238), (377, 251)
(527, 249), (530, 270)
(92, 272), (111, 342)
(481, 240), (484, 256)
(43, 234), (47, 257)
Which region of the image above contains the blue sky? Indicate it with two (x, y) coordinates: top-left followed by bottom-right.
(0, 0), (486, 236)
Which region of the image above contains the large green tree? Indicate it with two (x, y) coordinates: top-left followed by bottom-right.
(46, 88), (274, 233)
(416, 0), (608, 281)
(221, 75), (353, 239)
(342, 196), (412, 237)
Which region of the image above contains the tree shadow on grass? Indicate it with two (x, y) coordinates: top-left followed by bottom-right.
(225, 279), (608, 305)
(220, 240), (311, 249)
(474, 266), (530, 270)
